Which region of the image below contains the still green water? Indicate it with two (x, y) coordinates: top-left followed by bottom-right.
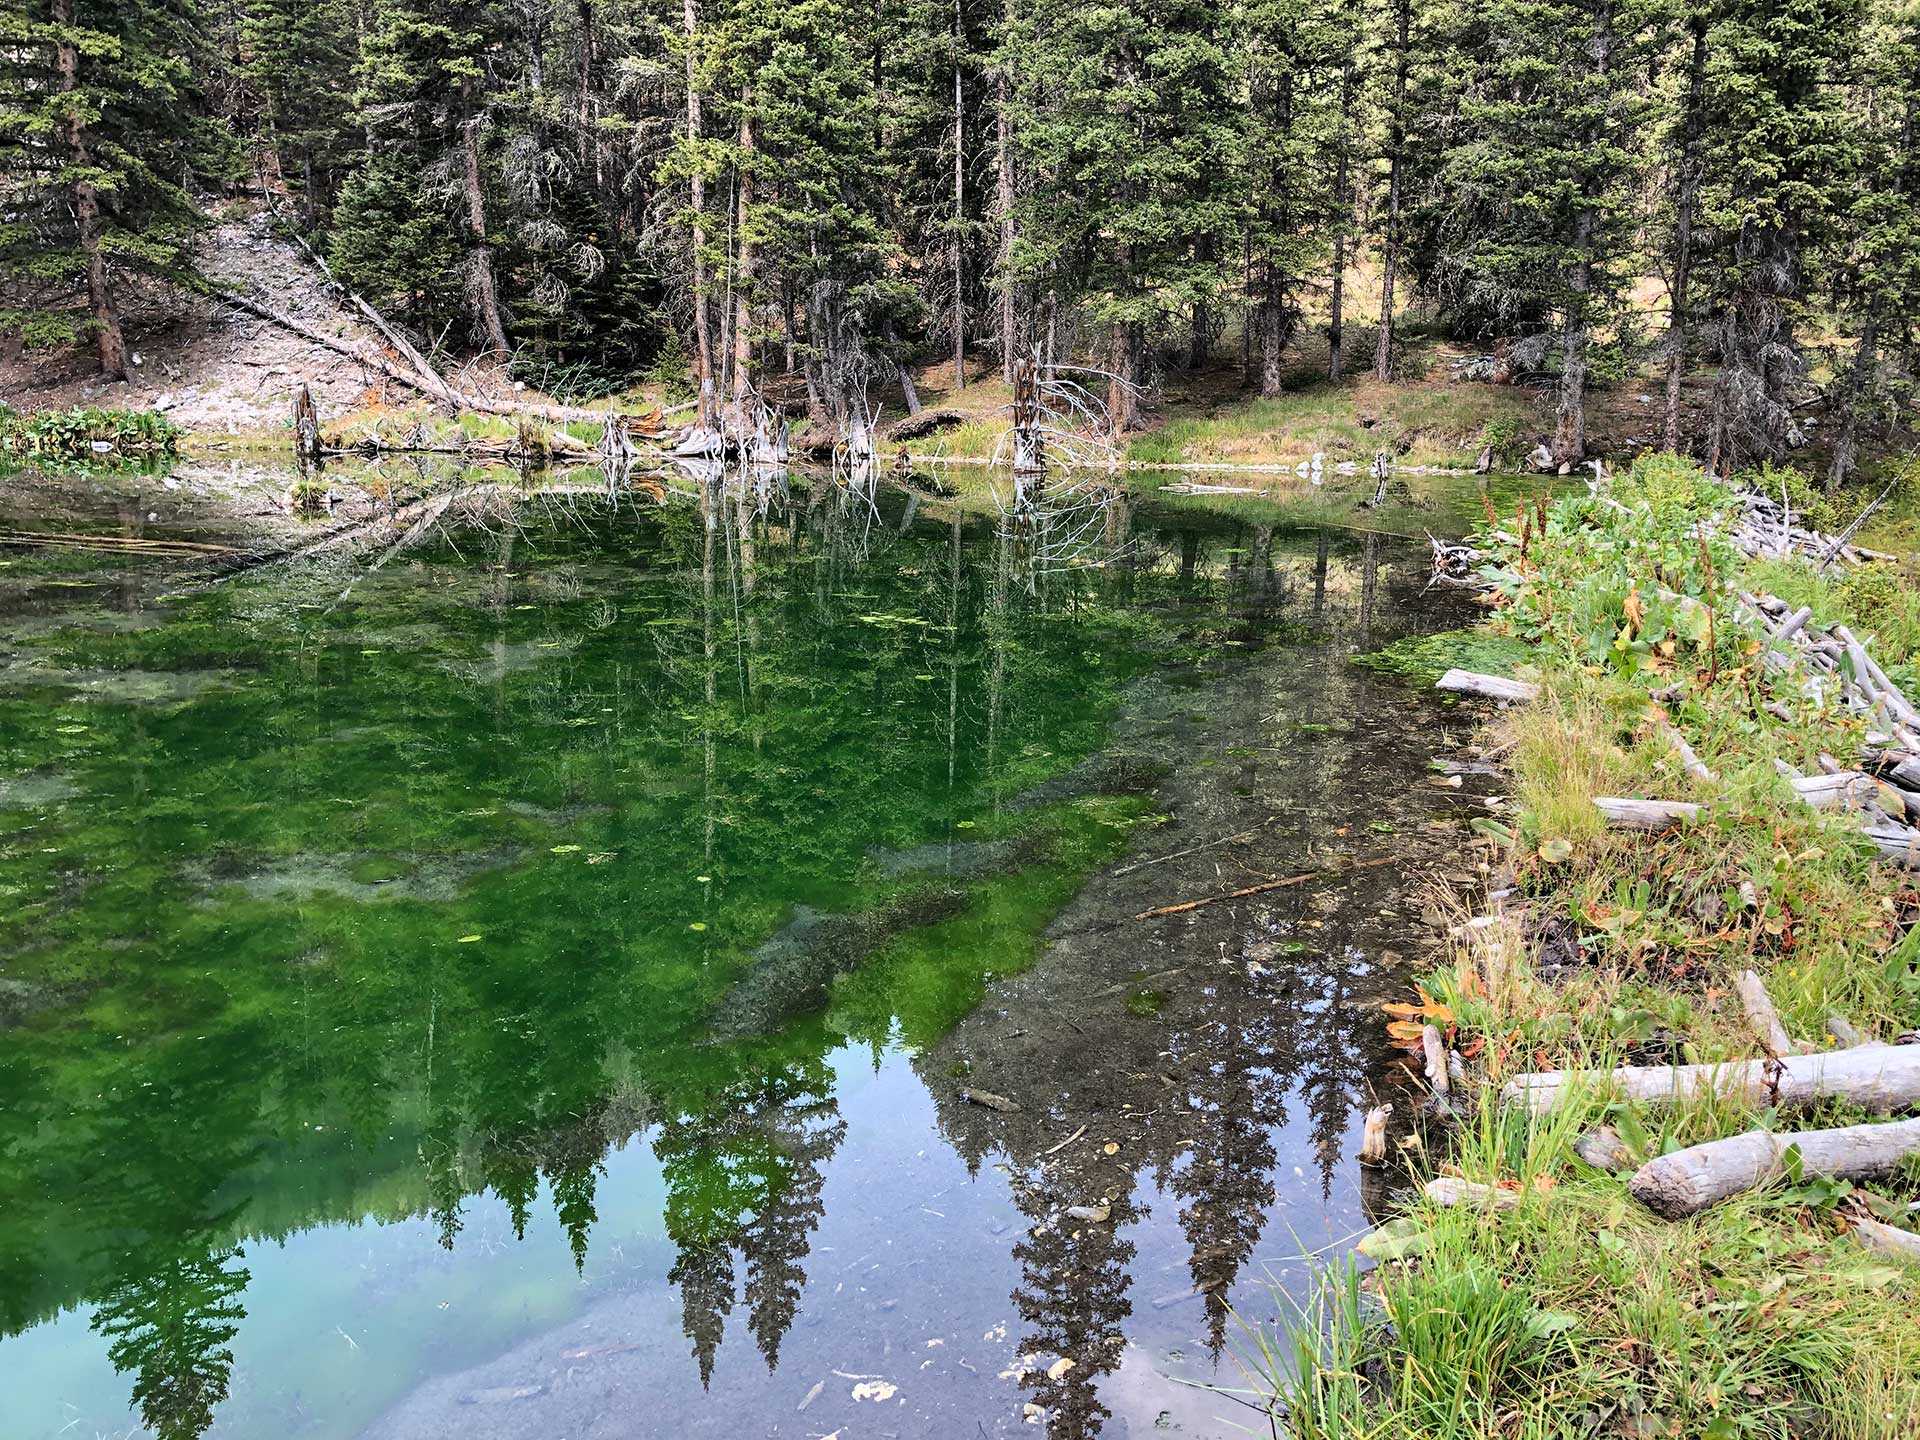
(0, 465), (1480, 1438)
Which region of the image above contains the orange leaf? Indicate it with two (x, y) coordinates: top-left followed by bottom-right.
(1380, 1001), (1426, 1018)
(1386, 1020), (1426, 1041)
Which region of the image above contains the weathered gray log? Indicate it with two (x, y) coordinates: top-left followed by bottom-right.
(1501, 1043), (1920, 1116)
(1628, 1117), (1920, 1219)
(1436, 669), (1539, 703)
(1853, 1213), (1920, 1262)
(1595, 797), (1703, 830)
(1791, 770), (1879, 812)
(1735, 969), (1794, 1059)
(1663, 725), (1715, 782)
(1574, 1126), (1637, 1173)
(1423, 1177), (1520, 1211)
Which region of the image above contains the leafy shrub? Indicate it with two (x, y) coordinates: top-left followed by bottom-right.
(0, 407), (182, 459)
(1474, 453), (1749, 680)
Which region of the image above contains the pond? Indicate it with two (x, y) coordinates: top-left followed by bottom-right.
(0, 459), (1488, 1439)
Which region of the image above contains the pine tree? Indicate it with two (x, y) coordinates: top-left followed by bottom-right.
(1824, 0), (1920, 488)
(1696, 0), (1865, 472)
(1428, 0), (1658, 461)
(331, 0), (517, 351)
(0, 0), (230, 376)
(238, 0), (357, 223)
(1009, 0), (1242, 428)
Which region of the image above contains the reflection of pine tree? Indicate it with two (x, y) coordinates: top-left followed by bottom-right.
(90, 1244), (249, 1440)
(547, 1155), (602, 1274)
(742, 1096), (845, 1370)
(657, 1057), (845, 1384)
(1170, 969), (1282, 1355)
(668, 1239), (737, 1389)
(1009, 1176), (1139, 1440)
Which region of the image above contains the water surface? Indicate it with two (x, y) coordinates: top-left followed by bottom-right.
(0, 461), (1484, 1438)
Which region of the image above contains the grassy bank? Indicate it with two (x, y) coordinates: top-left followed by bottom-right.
(1263, 456), (1920, 1439)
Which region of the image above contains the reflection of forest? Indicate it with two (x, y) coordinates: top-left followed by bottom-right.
(916, 521), (1466, 1437)
(0, 475), (1471, 1439)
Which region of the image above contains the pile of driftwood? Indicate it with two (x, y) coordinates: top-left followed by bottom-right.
(1728, 487), (1895, 569)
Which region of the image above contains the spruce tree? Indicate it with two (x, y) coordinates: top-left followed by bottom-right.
(1009, 0), (1242, 428)
(0, 0), (229, 376)
(237, 0), (357, 223)
(1824, 0), (1920, 487)
(1429, 0), (1658, 461)
(1696, 0), (1864, 472)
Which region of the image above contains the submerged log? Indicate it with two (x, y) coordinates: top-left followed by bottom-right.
(1501, 1044), (1920, 1116)
(1436, 669), (1539, 703)
(1628, 1116), (1920, 1219)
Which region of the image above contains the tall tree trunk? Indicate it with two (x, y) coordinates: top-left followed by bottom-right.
(459, 95), (511, 356)
(53, 0), (127, 379)
(1328, 57), (1355, 381)
(1108, 320), (1136, 433)
(951, 19), (966, 391)
(1188, 237), (1212, 370)
(577, 0), (601, 183)
(729, 98), (757, 429)
(1664, 11), (1706, 452)
(1554, 0), (1614, 466)
(683, 0), (717, 427)
(1554, 223), (1592, 464)
(1374, 0), (1410, 383)
(1828, 318), (1877, 493)
(1260, 282), (1286, 399)
(996, 66), (1016, 382)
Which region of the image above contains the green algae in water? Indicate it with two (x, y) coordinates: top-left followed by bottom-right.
(0, 486), (1465, 1440)
(1353, 626), (1533, 685)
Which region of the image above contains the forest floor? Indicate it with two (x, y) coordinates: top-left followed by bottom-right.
(0, 200), (1731, 480)
(0, 203), (555, 436)
(1262, 458), (1920, 1438)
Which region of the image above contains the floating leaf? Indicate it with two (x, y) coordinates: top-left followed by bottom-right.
(688, 921), (707, 931)
(55, 725), (89, 735)
(457, 934), (483, 944)
(550, 844), (582, 854)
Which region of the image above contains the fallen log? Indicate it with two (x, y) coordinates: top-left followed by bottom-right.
(1436, 669), (1539, 703)
(1501, 1043), (1920, 1116)
(1852, 1213), (1920, 1262)
(1595, 797), (1702, 831)
(1628, 1116), (1920, 1219)
(1735, 969), (1794, 1059)
(1574, 1126), (1637, 1173)
(1423, 1177), (1520, 1211)
(218, 291), (660, 429)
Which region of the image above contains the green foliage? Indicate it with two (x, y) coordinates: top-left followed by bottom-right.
(0, 406), (181, 458)
(1475, 454), (1748, 678)
(0, 0), (233, 359)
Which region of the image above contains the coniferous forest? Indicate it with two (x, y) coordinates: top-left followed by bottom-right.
(4, 0), (1920, 478)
